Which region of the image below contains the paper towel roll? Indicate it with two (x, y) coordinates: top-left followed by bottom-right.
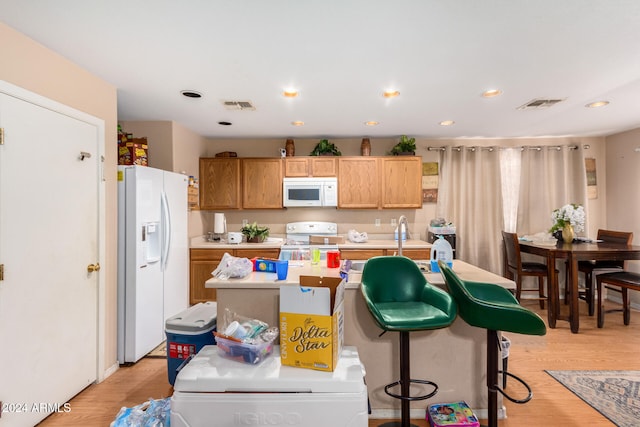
(214, 213), (226, 234)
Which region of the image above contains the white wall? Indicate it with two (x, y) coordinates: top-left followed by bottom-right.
(605, 128), (640, 273)
(0, 22), (119, 371)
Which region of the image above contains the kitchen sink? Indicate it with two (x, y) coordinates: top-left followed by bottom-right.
(348, 260), (367, 271)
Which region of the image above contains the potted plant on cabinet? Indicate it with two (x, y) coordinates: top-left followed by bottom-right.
(241, 222), (270, 243)
(310, 139), (342, 156)
(390, 135), (416, 155)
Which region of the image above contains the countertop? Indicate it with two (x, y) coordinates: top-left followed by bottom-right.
(190, 235), (431, 250)
(205, 259), (515, 291)
(190, 236), (285, 250)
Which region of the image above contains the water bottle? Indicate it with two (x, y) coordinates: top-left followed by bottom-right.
(430, 235), (453, 272)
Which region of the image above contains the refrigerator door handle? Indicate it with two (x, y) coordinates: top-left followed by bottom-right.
(161, 191), (171, 271)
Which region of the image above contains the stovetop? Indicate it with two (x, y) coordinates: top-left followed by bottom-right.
(283, 221), (338, 247)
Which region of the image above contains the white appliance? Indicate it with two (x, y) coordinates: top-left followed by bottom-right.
(117, 165), (189, 363)
(171, 346), (368, 427)
(283, 177), (338, 207)
(279, 221), (339, 261)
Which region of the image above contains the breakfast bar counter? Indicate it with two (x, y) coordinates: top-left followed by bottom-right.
(205, 260), (517, 419)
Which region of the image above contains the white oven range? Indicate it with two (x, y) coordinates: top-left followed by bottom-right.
(279, 221), (339, 261)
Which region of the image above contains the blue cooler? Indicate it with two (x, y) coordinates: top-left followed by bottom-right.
(165, 302), (217, 385)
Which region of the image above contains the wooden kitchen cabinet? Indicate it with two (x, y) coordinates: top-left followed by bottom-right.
(340, 249), (384, 260)
(242, 158), (283, 209)
(338, 158), (380, 208)
(199, 158), (241, 210)
(381, 157), (423, 208)
(235, 248), (280, 261)
(189, 248), (226, 304)
(399, 248), (429, 260)
(284, 157), (337, 177)
(189, 247), (281, 305)
(340, 248), (427, 260)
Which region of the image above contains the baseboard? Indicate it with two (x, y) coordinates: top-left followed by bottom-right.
(369, 406), (505, 420)
(605, 294), (640, 311)
(101, 362), (119, 383)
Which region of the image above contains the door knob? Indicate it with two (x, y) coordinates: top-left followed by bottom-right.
(87, 263), (101, 273)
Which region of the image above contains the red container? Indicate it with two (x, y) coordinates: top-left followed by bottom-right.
(327, 250), (341, 268)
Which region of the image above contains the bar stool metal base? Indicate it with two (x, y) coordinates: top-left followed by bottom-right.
(383, 330), (439, 427)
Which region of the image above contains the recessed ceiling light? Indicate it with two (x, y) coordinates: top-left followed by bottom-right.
(586, 100), (609, 108)
(482, 89), (502, 98)
(383, 90), (400, 98)
(283, 90), (299, 98)
(439, 120), (455, 126)
(181, 90), (202, 98)
(365, 121), (379, 126)
(218, 121), (232, 126)
(291, 121), (305, 126)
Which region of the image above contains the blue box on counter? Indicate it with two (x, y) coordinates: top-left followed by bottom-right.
(254, 258), (277, 273)
(165, 302), (217, 385)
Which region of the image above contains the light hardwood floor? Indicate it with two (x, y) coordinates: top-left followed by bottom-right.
(38, 299), (638, 426)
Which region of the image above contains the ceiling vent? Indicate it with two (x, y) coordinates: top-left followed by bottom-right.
(517, 98), (566, 110)
(222, 100), (256, 111)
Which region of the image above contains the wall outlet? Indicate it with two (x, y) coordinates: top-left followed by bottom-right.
(391, 218), (397, 227)
(375, 218), (380, 227)
(242, 219), (248, 227)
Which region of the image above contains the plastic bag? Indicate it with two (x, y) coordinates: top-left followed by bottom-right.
(111, 397), (171, 427)
(348, 229), (368, 243)
(211, 252), (253, 280)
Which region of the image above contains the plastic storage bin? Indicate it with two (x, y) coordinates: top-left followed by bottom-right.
(215, 334), (275, 364)
(165, 302), (217, 385)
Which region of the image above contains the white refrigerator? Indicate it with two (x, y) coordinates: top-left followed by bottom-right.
(117, 165), (189, 363)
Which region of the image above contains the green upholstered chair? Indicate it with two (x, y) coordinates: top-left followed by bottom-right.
(439, 261), (546, 427)
(361, 256), (457, 427)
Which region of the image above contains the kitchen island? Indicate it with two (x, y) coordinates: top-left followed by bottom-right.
(205, 259), (517, 420)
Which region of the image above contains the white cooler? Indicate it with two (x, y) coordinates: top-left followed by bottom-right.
(171, 345), (368, 427)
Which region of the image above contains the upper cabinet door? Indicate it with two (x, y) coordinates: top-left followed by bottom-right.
(242, 158), (283, 209)
(310, 157), (337, 177)
(381, 157), (423, 208)
(199, 158), (241, 209)
(284, 158), (310, 177)
(338, 158), (380, 209)
(284, 157), (337, 177)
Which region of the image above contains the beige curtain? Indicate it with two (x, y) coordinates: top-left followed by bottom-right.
(438, 146), (504, 274)
(437, 142), (588, 276)
(517, 145), (588, 235)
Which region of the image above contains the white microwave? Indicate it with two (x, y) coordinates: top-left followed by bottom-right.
(283, 177), (338, 207)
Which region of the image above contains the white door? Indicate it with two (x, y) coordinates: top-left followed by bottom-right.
(0, 85), (101, 426)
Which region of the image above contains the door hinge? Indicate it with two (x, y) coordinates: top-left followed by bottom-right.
(0, 264), (4, 281)
(0, 128), (4, 145)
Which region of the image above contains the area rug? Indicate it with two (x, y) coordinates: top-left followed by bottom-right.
(146, 341), (167, 358)
(546, 370), (640, 427)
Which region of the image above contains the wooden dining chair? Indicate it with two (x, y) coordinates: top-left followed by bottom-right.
(565, 229), (633, 316)
(502, 231), (550, 309)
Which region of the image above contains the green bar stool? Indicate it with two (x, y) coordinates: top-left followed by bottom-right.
(361, 256), (457, 427)
(439, 261), (546, 427)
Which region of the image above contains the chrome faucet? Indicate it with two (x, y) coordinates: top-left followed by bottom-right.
(397, 215), (409, 256)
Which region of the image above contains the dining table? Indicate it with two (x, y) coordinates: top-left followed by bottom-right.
(519, 239), (640, 333)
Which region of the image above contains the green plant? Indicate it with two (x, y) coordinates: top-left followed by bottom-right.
(240, 222), (270, 241)
(390, 135), (416, 155)
(310, 139), (342, 156)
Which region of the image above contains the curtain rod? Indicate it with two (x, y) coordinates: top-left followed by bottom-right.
(426, 144), (590, 151)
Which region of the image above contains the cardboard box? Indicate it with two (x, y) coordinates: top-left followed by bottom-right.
(279, 276), (345, 372)
(118, 137), (148, 166)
